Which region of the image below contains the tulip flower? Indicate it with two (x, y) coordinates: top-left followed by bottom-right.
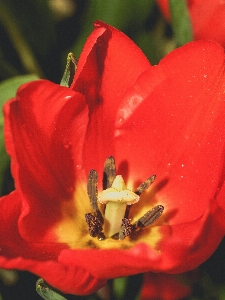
(157, 0), (225, 47)
(1, 20), (225, 295)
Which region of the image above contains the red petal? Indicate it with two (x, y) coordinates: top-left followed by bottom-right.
(58, 243), (161, 278)
(0, 191), (22, 256)
(160, 209), (224, 273)
(0, 257), (106, 295)
(0, 191), (65, 260)
(3, 80), (88, 241)
(140, 273), (191, 300)
(114, 41), (225, 223)
(72, 21), (151, 176)
(188, 0), (225, 46)
(0, 192), (106, 295)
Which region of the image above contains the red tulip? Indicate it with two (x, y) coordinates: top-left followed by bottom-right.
(1, 21), (225, 295)
(157, 0), (225, 47)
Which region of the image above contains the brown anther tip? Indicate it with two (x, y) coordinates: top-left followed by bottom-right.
(103, 156), (116, 189)
(157, 205), (164, 212)
(118, 218), (133, 240)
(135, 204), (164, 228)
(135, 174), (156, 196)
(110, 218), (134, 240)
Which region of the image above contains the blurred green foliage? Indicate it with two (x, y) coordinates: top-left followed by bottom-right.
(169, 0), (193, 46)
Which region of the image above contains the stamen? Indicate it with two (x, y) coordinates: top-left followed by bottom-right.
(134, 205), (164, 228)
(87, 170), (104, 224)
(125, 174), (156, 218)
(103, 156), (116, 189)
(111, 218), (134, 240)
(87, 170), (98, 212)
(85, 213), (105, 240)
(135, 175), (156, 196)
(113, 206), (164, 240)
(119, 218), (134, 240)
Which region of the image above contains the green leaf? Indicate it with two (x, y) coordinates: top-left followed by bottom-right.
(60, 53), (78, 88)
(169, 0), (193, 47)
(113, 277), (128, 300)
(0, 74), (39, 194)
(36, 278), (67, 300)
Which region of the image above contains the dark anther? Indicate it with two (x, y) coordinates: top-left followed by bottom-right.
(134, 205), (164, 228)
(113, 205), (164, 240)
(103, 156), (116, 190)
(87, 170), (104, 224)
(119, 218), (134, 240)
(125, 174), (156, 219)
(85, 213), (105, 240)
(135, 175), (156, 196)
(87, 170), (98, 212)
(111, 218), (134, 240)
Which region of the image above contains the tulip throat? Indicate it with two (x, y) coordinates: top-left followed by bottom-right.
(85, 156), (164, 240)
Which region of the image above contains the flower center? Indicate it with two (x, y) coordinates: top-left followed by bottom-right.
(85, 156), (164, 240)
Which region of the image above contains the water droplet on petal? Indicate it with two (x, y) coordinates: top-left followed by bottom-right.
(64, 142), (72, 150)
(116, 116), (125, 126)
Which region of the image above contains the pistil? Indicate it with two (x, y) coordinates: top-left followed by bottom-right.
(98, 175), (139, 237)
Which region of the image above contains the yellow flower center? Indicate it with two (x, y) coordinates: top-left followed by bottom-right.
(53, 156), (165, 251)
(85, 156), (164, 242)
